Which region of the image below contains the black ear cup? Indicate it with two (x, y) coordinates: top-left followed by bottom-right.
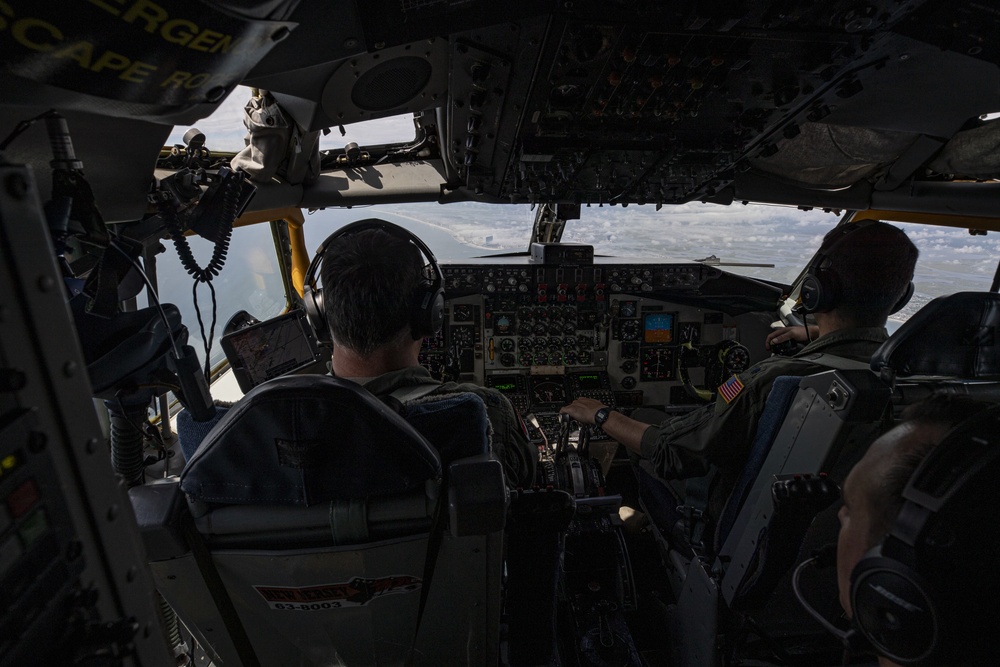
(799, 269), (839, 314)
(411, 283), (445, 338)
(303, 249), (329, 343)
(889, 281), (914, 315)
(850, 546), (939, 665)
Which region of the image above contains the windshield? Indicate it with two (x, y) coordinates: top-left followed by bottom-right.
(155, 201), (997, 368)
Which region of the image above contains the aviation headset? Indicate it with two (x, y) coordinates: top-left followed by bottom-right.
(798, 219), (914, 315)
(849, 404), (1000, 665)
(302, 219), (445, 344)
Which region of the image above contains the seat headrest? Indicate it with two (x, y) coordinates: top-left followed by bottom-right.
(871, 292), (1000, 380)
(399, 392), (491, 465)
(180, 375), (442, 505)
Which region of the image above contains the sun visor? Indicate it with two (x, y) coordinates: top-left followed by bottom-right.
(0, 0), (298, 123)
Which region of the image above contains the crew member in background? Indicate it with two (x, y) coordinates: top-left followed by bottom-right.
(831, 394), (998, 666)
(561, 220), (918, 524)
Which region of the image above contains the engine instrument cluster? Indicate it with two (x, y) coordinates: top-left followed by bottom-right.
(418, 256), (777, 444)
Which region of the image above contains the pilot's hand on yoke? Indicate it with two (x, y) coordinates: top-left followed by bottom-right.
(560, 397), (606, 425)
(765, 325), (818, 351)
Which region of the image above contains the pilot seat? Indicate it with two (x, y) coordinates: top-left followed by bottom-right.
(130, 374), (507, 667)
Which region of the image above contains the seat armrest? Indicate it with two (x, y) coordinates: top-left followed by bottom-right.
(448, 454), (508, 537)
(128, 479), (191, 561)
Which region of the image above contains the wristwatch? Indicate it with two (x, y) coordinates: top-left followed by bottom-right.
(593, 407), (613, 427)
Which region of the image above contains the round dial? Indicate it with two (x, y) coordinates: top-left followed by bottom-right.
(621, 359), (637, 374)
(534, 322), (548, 336)
(500, 352), (516, 367)
(640, 348), (674, 381)
(549, 322), (564, 335)
(548, 352), (563, 365)
(578, 350), (592, 365)
(518, 352), (533, 366)
(621, 376), (637, 390)
(548, 337), (563, 351)
(453, 304), (473, 322)
(563, 336), (578, 349)
(679, 322), (701, 345)
(534, 352), (549, 365)
(518, 337), (533, 351)
(531, 380), (565, 404)
(620, 319), (640, 342)
(722, 344), (751, 375)
(451, 326), (474, 348)
(564, 350), (577, 365)
(499, 338), (515, 352)
(494, 314), (513, 335)
(533, 307), (549, 320)
(619, 300), (637, 318)
(563, 321), (577, 335)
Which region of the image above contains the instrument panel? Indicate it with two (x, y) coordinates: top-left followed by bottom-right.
(419, 258), (777, 443)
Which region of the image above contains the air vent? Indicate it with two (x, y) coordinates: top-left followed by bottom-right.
(351, 57), (432, 111)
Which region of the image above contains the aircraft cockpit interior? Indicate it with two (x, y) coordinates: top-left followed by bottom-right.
(2, 0), (1000, 665)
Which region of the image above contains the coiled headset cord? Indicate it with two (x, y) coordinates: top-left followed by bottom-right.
(165, 172), (241, 380)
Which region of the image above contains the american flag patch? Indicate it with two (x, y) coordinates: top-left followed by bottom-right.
(718, 375), (744, 403)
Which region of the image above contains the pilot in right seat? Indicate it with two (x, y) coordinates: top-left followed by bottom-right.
(310, 218), (537, 489)
(561, 221), (919, 528)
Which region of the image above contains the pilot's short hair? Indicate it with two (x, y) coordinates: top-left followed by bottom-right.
(319, 228), (424, 356)
(826, 221), (918, 326)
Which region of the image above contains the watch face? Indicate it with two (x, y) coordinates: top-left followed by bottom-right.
(594, 407), (611, 426)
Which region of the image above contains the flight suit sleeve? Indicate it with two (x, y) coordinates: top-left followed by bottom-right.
(637, 371), (770, 480)
(480, 390), (537, 488)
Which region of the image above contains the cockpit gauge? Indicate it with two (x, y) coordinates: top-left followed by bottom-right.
(500, 352), (516, 367)
(548, 337), (563, 351)
(640, 348), (676, 382)
(530, 377), (568, 406)
(621, 359), (637, 374)
(453, 304), (473, 322)
(518, 352), (533, 366)
(563, 336), (577, 348)
(451, 325), (475, 348)
(619, 319), (640, 341)
(534, 352), (549, 365)
(548, 352), (564, 365)
(722, 343), (751, 376)
(499, 338), (515, 352)
(678, 322), (701, 345)
(534, 322), (549, 336)
(618, 300), (637, 318)
(621, 376), (637, 390)
(578, 350), (592, 365)
(564, 350), (577, 365)
(534, 307), (549, 320)
(518, 337), (533, 351)
(563, 321), (577, 335)
(494, 313), (514, 335)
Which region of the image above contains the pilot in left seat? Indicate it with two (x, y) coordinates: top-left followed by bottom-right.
(308, 218), (536, 488)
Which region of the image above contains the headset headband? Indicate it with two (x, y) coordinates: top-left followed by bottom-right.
(303, 218), (445, 342)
